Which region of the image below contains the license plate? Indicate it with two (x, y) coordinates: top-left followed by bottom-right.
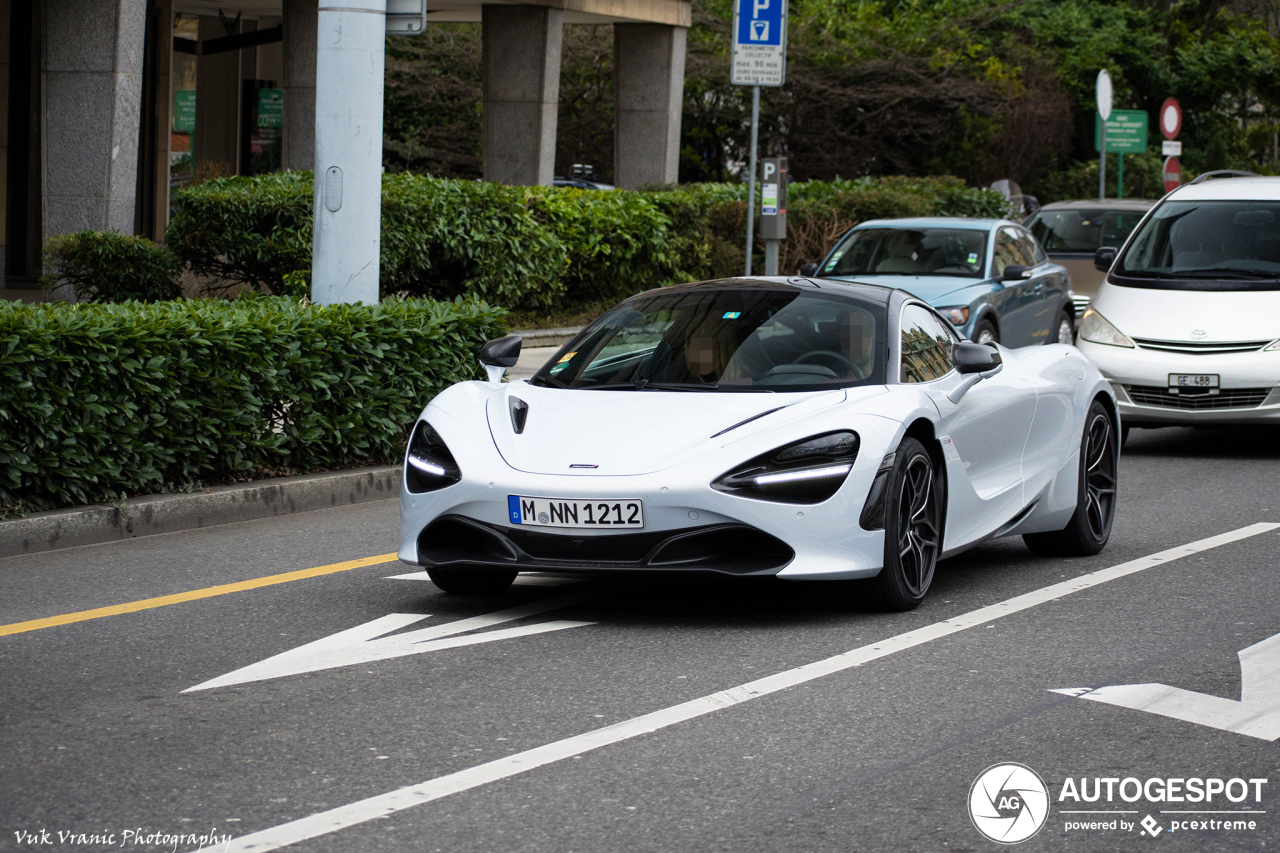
(508, 496), (644, 529)
(1169, 373), (1219, 389)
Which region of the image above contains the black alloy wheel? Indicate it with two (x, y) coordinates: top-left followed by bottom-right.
(1023, 399), (1118, 556)
(427, 567), (518, 595)
(873, 438), (943, 610)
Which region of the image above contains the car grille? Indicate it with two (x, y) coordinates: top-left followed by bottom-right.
(1125, 385), (1271, 410)
(1071, 294), (1091, 314)
(1132, 337), (1272, 355)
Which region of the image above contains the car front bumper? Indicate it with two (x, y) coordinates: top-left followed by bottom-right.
(1076, 339), (1280, 426)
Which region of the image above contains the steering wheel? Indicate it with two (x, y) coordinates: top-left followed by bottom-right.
(794, 350), (865, 380)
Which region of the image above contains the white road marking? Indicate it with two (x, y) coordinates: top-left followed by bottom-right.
(184, 586), (612, 692)
(215, 522), (1279, 852)
(1052, 630), (1280, 741)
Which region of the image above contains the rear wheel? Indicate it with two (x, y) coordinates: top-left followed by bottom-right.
(872, 438), (943, 611)
(974, 318), (999, 346)
(1023, 400), (1118, 556)
(427, 567), (518, 595)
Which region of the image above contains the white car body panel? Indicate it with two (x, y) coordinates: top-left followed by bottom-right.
(400, 284), (1112, 584)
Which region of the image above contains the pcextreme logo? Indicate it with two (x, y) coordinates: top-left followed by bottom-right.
(969, 763), (1050, 844)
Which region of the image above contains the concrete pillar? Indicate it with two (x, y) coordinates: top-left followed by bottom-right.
(281, 0), (316, 171)
(482, 5), (561, 186)
(613, 23), (685, 189)
(193, 15), (240, 174)
(42, 0), (146, 240)
(149, 0), (173, 238)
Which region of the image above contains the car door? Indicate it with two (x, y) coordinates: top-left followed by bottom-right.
(897, 304), (1037, 552)
(990, 226), (1043, 347)
(1015, 226), (1066, 344)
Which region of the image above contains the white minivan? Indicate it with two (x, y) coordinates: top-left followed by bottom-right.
(1076, 175), (1280, 436)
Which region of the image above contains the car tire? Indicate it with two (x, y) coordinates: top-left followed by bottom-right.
(1023, 399), (1118, 557)
(871, 438), (943, 611)
(973, 318), (999, 346)
(426, 567), (518, 595)
(1052, 309), (1074, 345)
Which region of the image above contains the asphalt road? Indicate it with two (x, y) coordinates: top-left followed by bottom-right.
(3, 424), (1280, 853)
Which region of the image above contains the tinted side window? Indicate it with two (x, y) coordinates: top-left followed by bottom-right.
(1016, 228), (1046, 264)
(900, 305), (956, 384)
(992, 229), (1023, 276)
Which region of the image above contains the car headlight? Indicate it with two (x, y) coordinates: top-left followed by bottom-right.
(938, 306), (971, 326)
(712, 431), (858, 504)
(1079, 308), (1135, 348)
(405, 420), (462, 493)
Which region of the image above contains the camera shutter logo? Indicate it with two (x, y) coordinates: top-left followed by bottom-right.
(969, 763), (1050, 844)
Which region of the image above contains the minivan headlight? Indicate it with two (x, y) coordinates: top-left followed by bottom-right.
(712, 431), (858, 504)
(405, 420), (462, 493)
(1079, 308), (1135, 348)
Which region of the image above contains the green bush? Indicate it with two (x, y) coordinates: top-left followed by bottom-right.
(167, 172), (1008, 311)
(0, 295), (506, 509)
(41, 231), (183, 303)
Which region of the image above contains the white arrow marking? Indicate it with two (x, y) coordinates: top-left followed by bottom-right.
(184, 586), (610, 692)
(1052, 631), (1280, 741)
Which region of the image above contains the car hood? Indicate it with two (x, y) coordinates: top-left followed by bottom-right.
(485, 383), (887, 476)
(828, 274), (986, 305)
(1093, 283), (1280, 343)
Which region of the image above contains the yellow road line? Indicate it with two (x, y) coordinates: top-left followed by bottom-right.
(0, 553), (399, 638)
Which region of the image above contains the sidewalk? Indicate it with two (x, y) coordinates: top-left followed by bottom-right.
(0, 466), (399, 559)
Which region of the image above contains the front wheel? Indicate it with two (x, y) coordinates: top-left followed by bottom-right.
(427, 567), (518, 595)
(1023, 399), (1118, 556)
(1052, 309), (1074, 345)
(973, 318), (999, 346)
(872, 438), (943, 610)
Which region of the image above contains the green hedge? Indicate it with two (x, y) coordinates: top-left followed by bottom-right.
(42, 231), (183, 303)
(168, 173), (1010, 310)
(0, 295), (506, 509)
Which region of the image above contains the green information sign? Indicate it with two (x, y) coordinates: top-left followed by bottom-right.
(1095, 109), (1148, 153)
(174, 89), (196, 133)
(257, 89), (283, 128)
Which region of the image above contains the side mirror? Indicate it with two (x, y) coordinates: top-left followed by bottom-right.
(953, 341), (1003, 375)
(479, 335), (522, 384)
(1094, 246), (1118, 272)
(798, 263), (819, 277)
(1000, 264), (1033, 282)
(948, 341), (1004, 403)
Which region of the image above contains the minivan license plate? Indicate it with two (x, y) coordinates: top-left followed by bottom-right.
(1169, 373), (1219, 389)
(508, 496), (644, 529)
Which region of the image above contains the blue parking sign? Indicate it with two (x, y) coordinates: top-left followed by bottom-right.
(731, 0), (787, 86)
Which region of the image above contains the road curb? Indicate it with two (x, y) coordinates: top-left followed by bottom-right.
(0, 465), (400, 559)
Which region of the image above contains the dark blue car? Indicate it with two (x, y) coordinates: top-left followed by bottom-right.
(811, 217), (1075, 346)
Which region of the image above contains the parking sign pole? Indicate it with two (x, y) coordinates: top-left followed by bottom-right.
(744, 86), (760, 276)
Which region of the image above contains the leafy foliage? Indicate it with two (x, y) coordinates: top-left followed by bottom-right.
(0, 296), (506, 509)
(168, 172), (1006, 309)
(41, 231), (183, 303)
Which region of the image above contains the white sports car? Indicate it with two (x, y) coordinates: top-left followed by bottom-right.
(399, 278), (1119, 610)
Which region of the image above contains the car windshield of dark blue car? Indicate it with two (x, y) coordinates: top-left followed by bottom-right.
(1116, 201), (1280, 291)
(531, 288), (887, 392)
(821, 228), (987, 278)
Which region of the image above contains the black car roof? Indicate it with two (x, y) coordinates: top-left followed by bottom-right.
(650, 276), (897, 306)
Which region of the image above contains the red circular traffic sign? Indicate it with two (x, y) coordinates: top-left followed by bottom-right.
(1163, 156), (1182, 192)
(1160, 98), (1182, 139)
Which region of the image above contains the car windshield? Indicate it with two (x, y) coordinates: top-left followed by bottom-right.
(822, 228), (987, 278)
(1026, 209), (1146, 252)
(1115, 200), (1280, 290)
(531, 287), (887, 392)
